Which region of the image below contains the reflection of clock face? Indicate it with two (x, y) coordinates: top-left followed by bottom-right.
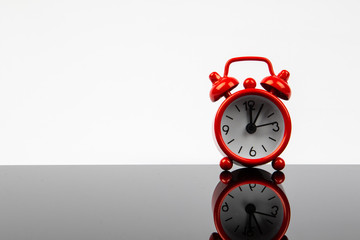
(219, 183), (284, 240)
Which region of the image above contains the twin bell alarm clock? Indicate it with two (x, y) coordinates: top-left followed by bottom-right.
(209, 56), (292, 171)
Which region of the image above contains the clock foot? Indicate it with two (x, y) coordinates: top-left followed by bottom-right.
(220, 157), (233, 171)
(209, 232), (222, 240)
(272, 171), (285, 184)
(219, 171), (232, 184)
(272, 157), (285, 171)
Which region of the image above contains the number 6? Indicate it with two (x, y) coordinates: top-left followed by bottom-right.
(249, 147), (256, 157)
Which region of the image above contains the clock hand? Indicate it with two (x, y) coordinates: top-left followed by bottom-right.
(245, 101), (256, 134)
(255, 122), (277, 128)
(244, 203), (256, 237)
(253, 104), (264, 125)
(248, 213), (254, 237)
(249, 212), (252, 228)
(254, 211), (276, 218)
(251, 213), (263, 234)
(243, 213), (251, 236)
(249, 105), (253, 124)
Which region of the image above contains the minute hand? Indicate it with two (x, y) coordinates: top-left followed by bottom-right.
(253, 104), (264, 125)
(256, 122), (278, 128)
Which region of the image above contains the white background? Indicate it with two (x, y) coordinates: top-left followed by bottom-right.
(0, 0), (359, 165)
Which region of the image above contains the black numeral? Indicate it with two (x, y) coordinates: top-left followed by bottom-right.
(243, 226), (255, 237)
(222, 202), (229, 212)
(249, 184), (256, 191)
(222, 125), (229, 135)
(249, 146), (256, 157)
(271, 206), (279, 217)
(243, 100), (255, 111)
(272, 122), (280, 132)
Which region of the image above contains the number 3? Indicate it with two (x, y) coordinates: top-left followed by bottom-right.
(271, 206), (279, 216)
(272, 122), (279, 132)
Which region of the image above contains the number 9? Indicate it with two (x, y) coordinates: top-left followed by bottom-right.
(222, 125), (229, 135)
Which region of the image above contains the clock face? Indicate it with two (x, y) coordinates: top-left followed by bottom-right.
(219, 183), (284, 240)
(220, 94), (285, 160)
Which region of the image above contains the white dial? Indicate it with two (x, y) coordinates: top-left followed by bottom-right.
(220, 183), (284, 239)
(220, 94), (285, 159)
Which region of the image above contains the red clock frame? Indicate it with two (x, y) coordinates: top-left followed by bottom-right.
(214, 88), (291, 167)
(211, 169), (291, 240)
(209, 56), (292, 170)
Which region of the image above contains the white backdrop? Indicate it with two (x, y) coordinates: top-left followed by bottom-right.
(0, 0), (359, 165)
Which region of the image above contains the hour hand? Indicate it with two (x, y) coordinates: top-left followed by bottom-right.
(248, 105), (253, 124)
(243, 213), (254, 237)
(245, 100), (255, 124)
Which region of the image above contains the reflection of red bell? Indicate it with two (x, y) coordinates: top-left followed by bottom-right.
(261, 70), (291, 100)
(209, 72), (239, 102)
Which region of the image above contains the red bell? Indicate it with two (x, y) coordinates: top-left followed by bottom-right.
(209, 72), (239, 102)
(261, 70), (291, 100)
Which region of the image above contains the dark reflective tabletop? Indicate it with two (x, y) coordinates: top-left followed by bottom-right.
(0, 165), (358, 239)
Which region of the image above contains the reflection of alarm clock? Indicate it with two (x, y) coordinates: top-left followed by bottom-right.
(210, 168), (290, 240)
(209, 57), (291, 171)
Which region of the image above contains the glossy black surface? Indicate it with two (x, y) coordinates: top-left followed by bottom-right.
(0, 165), (358, 239)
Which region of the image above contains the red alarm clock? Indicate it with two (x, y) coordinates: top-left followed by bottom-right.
(209, 56), (291, 171)
(210, 168), (290, 240)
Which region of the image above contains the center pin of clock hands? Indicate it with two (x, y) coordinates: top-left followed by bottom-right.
(244, 203), (263, 235)
(246, 103), (264, 134)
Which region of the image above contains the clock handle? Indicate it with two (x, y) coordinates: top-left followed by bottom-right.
(223, 56), (275, 77)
